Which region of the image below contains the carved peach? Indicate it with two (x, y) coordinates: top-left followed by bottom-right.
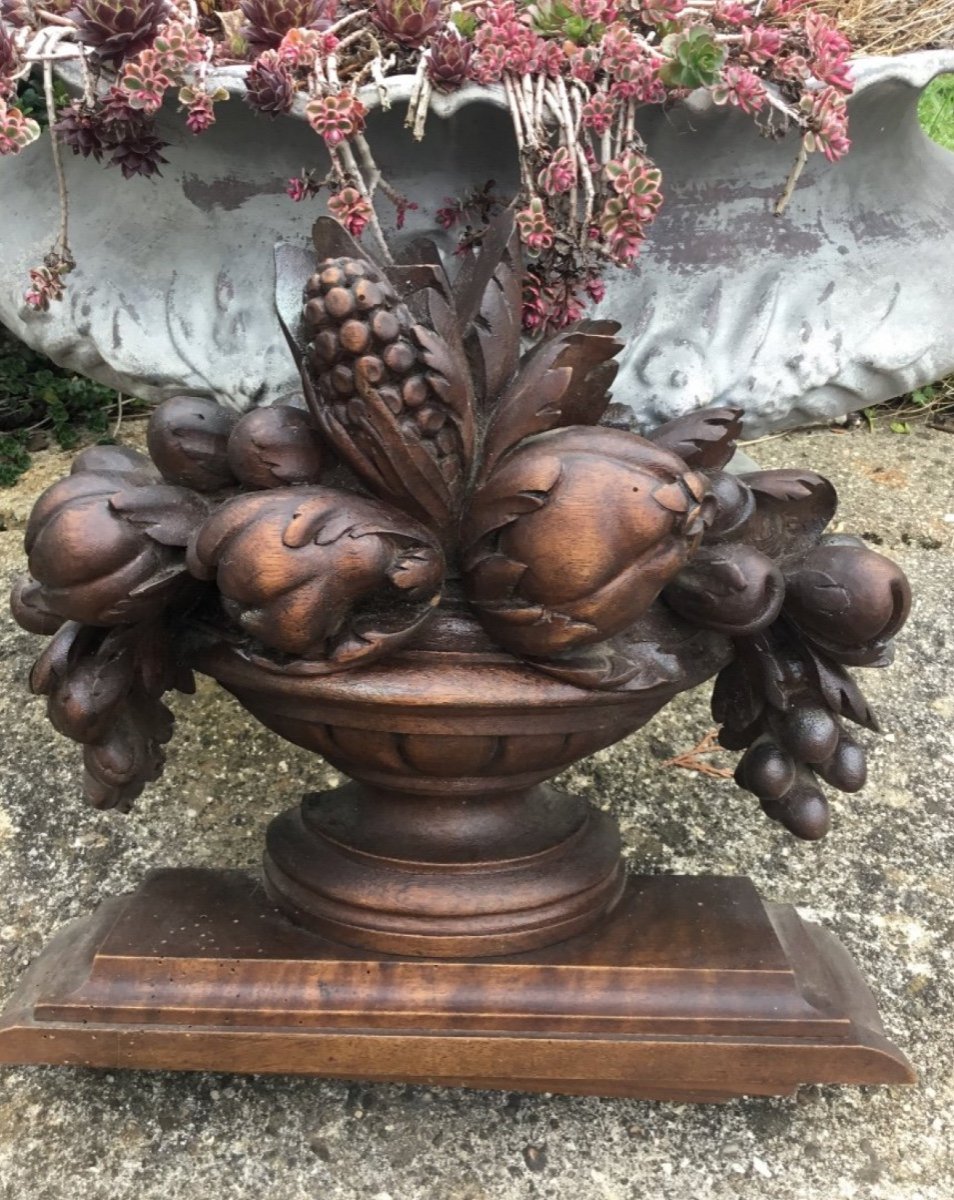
(462, 426), (710, 657)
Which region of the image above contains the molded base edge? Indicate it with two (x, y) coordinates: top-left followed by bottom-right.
(0, 869), (915, 1101)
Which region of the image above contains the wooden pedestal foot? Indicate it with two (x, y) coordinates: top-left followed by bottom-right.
(0, 870), (914, 1101)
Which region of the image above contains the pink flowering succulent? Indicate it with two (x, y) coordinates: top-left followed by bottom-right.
(1, 0), (857, 328)
(711, 65), (767, 114)
(515, 197), (556, 256)
(0, 95), (40, 155)
(24, 265), (68, 312)
(805, 11), (853, 92)
(119, 49), (173, 113)
(538, 146), (576, 196)
(802, 86), (851, 162)
(306, 91), (367, 146)
(327, 185), (373, 237)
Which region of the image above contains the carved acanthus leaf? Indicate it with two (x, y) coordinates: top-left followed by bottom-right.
(647, 406), (744, 470)
(528, 606), (731, 695)
(452, 211), (523, 408)
(477, 321), (623, 483)
(740, 470), (837, 560)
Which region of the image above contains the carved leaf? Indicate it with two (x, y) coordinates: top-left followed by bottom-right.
(453, 211), (523, 407)
(712, 658), (765, 733)
(109, 484), (212, 548)
(478, 321), (623, 483)
(317, 386), (461, 532)
(647, 406), (744, 470)
(530, 607), (731, 695)
(48, 628), (136, 743)
(740, 469), (838, 560)
(806, 648), (881, 732)
(29, 621), (90, 696)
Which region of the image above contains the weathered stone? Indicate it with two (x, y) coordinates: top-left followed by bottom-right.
(1, 56), (954, 434)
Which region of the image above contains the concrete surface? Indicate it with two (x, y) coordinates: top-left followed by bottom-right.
(0, 423), (951, 1199)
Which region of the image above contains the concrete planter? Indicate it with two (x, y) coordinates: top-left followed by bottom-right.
(1, 52), (953, 434)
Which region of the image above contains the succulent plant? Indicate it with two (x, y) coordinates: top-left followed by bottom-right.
(53, 101), (109, 161)
(244, 49), (296, 116)
(107, 123), (169, 178)
(0, 25), (19, 86)
(426, 30), (474, 92)
(239, 0), (329, 53)
(71, 0), (171, 66)
(371, 0), (442, 48)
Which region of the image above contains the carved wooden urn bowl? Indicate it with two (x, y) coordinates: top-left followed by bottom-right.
(195, 595), (716, 958)
(3, 213), (918, 1094)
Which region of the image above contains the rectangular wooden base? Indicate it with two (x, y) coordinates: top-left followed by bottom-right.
(0, 870), (914, 1101)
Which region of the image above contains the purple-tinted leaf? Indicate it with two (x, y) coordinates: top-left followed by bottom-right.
(648, 406), (744, 470)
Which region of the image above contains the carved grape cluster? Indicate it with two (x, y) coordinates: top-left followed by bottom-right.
(10, 213), (910, 839)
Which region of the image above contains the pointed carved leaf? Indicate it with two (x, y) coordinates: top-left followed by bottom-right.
(712, 659), (765, 732)
(529, 607), (731, 695)
(453, 212), (523, 406)
(316, 385), (459, 531)
(741, 470), (838, 560)
(479, 322), (622, 481)
(109, 485), (212, 547)
(807, 648), (881, 732)
(48, 629), (136, 742)
(312, 215), (367, 262)
(648, 406), (744, 470)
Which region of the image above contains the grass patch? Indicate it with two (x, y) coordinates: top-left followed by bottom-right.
(0, 327), (147, 487)
(920, 73), (954, 151)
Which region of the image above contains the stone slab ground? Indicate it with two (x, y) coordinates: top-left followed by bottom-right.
(0, 424), (950, 1200)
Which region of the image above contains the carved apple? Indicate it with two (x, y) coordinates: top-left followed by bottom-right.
(462, 426), (711, 657)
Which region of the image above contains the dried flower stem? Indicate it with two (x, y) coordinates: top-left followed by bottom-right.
(333, 140), (394, 264)
(43, 57), (71, 263)
(774, 137), (810, 215)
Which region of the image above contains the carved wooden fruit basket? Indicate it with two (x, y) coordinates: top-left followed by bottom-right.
(0, 215), (915, 1098)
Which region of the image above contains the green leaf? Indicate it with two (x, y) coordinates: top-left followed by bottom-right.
(452, 10), (477, 35)
(889, 420), (910, 434)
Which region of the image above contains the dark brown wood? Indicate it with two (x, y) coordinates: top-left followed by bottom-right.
(0, 870), (914, 1101)
(2, 214), (917, 1096)
(196, 620), (721, 956)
